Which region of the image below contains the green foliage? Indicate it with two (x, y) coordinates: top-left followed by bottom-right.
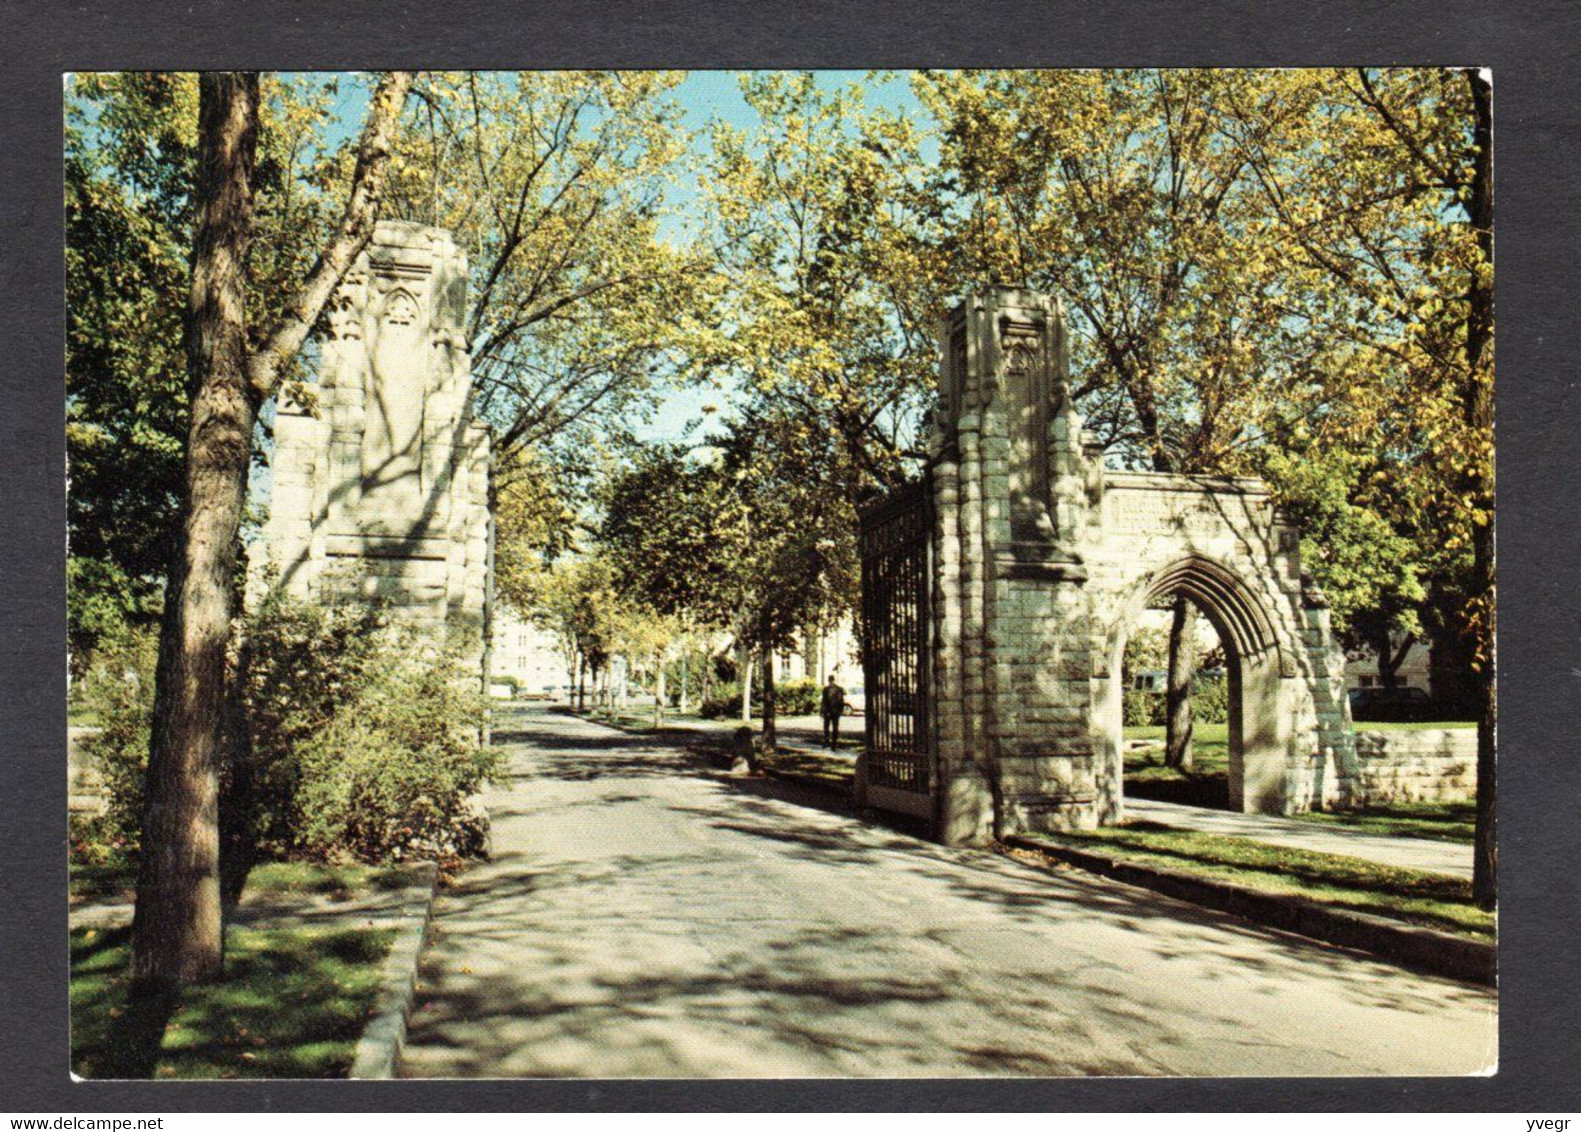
(918, 69), (1312, 471)
(1123, 690), (1158, 728)
(76, 591), (492, 866)
(775, 678), (821, 717)
(600, 445), (746, 631)
(1192, 675), (1229, 726)
(1123, 676), (1227, 728)
(234, 595), (387, 856)
(75, 625), (161, 854)
(701, 72), (938, 492)
(491, 449), (579, 618)
(1261, 447), (1426, 642)
(698, 681), (743, 720)
(1121, 625), (1169, 686)
(387, 71), (708, 476)
(65, 71), (359, 662)
(699, 677), (821, 720)
(67, 557), (163, 677)
(292, 649), (494, 862)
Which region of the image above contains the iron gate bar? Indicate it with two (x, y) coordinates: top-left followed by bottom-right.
(858, 474), (933, 796)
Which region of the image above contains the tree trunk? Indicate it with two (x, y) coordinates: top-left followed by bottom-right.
(759, 639), (778, 749)
(654, 653), (666, 727)
(1466, 68), (1496, 911)
(679, 651), (689, 714)
(128, 70), (412, 992)
(1372, 628), (1415, 688)
(131, 72), (261, 990)
(739, 638), (753, 723)
(1164, 597), (1196, 772)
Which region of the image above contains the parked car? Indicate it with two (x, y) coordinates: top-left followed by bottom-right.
(1348, 685), (1434, 723)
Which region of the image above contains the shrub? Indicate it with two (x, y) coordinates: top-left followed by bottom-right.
(76, 591), (493, 869)
(699, 681), (741, 720)
(699, 678), (821, 719)
(236, 596), (387, 856)
(1122, 678), (1228, 728)
(75, 624), (161, 852)
(775, 677), (820, 716)
(1123, 689), (1161, 728)
(293, 644), (496, 862)
(1193, 674), (1229, 724)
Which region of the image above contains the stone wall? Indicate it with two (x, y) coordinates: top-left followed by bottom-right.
(1332, 729), (1477, 805)
(250, 221), (492, 680)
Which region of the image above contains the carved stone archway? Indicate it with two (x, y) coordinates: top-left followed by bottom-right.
(857, 288), (1356, 844)
(1093, 554), (1296, 819)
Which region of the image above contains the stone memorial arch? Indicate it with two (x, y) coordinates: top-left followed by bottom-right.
(250, 220), (493, 679)
(857, 288), (1356, 845)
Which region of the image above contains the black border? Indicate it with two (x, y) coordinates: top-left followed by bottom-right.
(6, 0), (1579, 1112)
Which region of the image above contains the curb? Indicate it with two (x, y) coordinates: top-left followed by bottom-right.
(1004, 835), (1495, 988)
(349, 861), (442, 1080)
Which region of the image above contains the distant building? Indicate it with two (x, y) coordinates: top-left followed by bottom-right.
(491, 606), (569, 696)
(1343, 639), (1430, 691)
(774, 619), (864, 689)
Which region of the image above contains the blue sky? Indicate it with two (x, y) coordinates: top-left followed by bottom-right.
(646, 71), (927, 443)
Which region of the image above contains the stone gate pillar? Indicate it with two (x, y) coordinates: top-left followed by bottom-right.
(251, 220), (492, 682)
(928, 289), (1101, 842)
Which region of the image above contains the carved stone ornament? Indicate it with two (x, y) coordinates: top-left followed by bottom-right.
(998, 317), (1043, 384)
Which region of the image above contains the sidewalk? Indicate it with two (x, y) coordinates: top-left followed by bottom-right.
(560, 706), (1469, 878)
(1123, 798), (1472, 878)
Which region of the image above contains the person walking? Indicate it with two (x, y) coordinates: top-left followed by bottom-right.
(820, 676), (846, 749)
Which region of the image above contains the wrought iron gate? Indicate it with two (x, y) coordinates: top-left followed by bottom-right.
(858, 474), (933, 811)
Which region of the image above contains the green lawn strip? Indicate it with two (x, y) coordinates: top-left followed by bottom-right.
(578, 708), (737, 736)
(1026, 820), (1492, 940)
(1123, 725), (1229, 775)
(71, 922), (395, 1079)
(1122, 726), (1229, 807)
(1287, 801), (1476, 843)
(69, 859), (406, 903)
(759, 745), (855, 789)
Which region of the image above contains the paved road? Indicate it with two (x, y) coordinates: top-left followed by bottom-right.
(400, 704), (1496, 1078)
(1124, 798), (1473, 878)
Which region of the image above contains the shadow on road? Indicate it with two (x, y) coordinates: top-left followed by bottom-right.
(399, 705), (1496, 1077)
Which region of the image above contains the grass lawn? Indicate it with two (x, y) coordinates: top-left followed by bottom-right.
(1023, 820), (1493, 940)
(1288, 800), (1476, 843)
(1123, 724), (1231, 808)
(1121, 721), (1477, 811)
(69, 857), (407, 903)
(759, 745), (856, 790)
(71, 922), (393, 1079)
